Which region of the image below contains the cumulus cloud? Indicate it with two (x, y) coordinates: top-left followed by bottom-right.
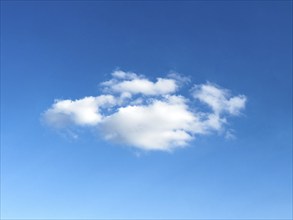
(44, 95), (116, 127)
(192, 82), (246, 115)
(43, 70), (247, 151)
(100, 96), (197, 151)
(101, 70), (178, 96)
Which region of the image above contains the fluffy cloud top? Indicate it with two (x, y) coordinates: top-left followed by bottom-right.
(192, 83), (246, 115)
(101, 70), (178, 96)
(44, 95), (116, 127)
(43, 70), (247, 151)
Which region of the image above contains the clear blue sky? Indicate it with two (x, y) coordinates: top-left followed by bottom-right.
(1, 1), (292, 219)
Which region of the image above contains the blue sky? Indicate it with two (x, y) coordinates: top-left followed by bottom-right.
(1, 1), (292, 219)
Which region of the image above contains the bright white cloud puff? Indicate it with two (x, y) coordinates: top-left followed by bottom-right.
(43, 70), (247, 151)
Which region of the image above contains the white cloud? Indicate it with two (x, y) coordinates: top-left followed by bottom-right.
(102, 70), (178, 96)
(43, 95), (116, 128)
(192, 82), (246, 115)
(100, 96), (197, 151)
(43, 70), (247, 151)
(111, 70), (138, 80)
